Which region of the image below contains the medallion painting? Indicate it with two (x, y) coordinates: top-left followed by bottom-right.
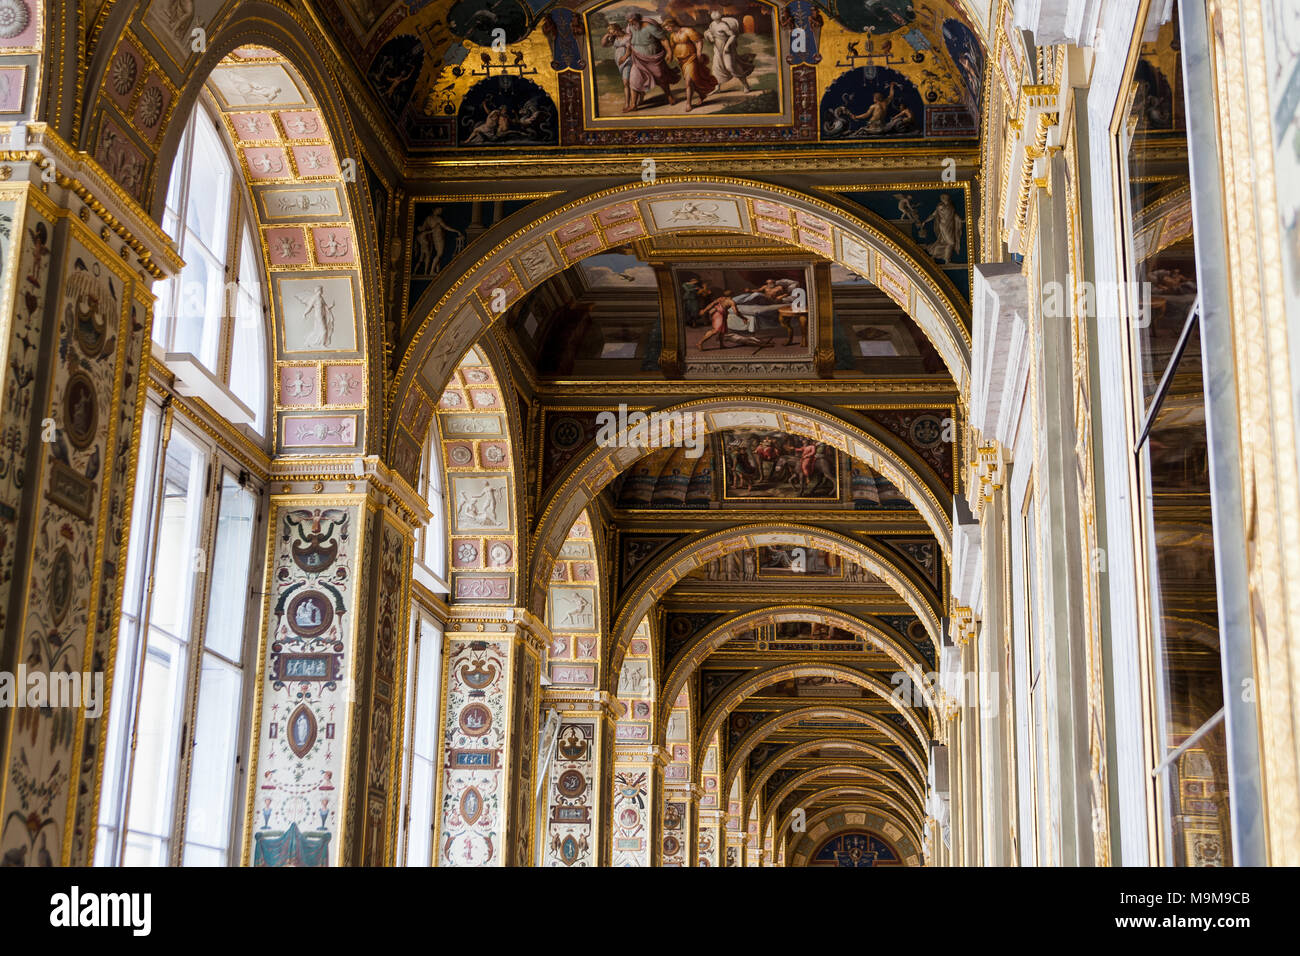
(456, 75), (559, 147)
(585, 0), (785, 124)
(674, 264), (815, 371)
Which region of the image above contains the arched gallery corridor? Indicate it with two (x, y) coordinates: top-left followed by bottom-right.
(0, 0), (1295, 875)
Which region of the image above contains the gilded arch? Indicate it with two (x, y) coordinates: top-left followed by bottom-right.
(529, 396), (953, 620)
(435, 344), (523, 605)
(773, 786), (920, 846)
(695, 662), (933, 769)
(739, 737), (927, 819)
(611, 523), (943, 685)
(767, 768), (926, 847)
(659, 606), (937, 740)
(724, 706), (927, 782)
(544, 507), (604, 688)
(766, 766), (923, 836)
(787, 807), (922, 866)
(388, 177), (974, 485)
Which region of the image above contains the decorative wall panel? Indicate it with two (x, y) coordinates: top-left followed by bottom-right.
(437, 636), (510, 866)
(0, 201), (150, 867)
(248, 501), (362, 867)
(542, 718), (598, 867)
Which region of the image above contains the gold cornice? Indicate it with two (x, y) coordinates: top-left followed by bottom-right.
(0, 123), (183, 278)
(404, 146), (983, 180)
(614, 743), (671, 768)
(268, 454), (429, 528)
(613, 509), (930, 524)
(1015, 110), (1060, 246)
(972, 440), (1004, 513)
(663, 592), (912, 607)
(539, 688), (621, 720)
(951, 605), (976, 647)
(529, 379), (959, 397)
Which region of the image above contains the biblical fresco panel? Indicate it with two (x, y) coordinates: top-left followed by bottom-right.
(585, 0), (782, 121)
(674, 263), (815, 372)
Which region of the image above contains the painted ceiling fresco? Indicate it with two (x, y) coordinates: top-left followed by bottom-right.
(609, 430), (916, 509)
(507, 243), (950, 379)
(318, 0), (984, 149)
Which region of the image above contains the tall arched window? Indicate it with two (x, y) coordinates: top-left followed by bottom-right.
(151, 99), (268, 437)
(95, 93), (270, 867)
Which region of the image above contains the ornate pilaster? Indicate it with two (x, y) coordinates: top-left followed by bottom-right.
(245, 460), (424, 867)
(611, 742), (668, 866)
(724, 821), (744, 867)
(538, 687), (618, 866)
(432, 606), (546, 866)
(665, 781), (704, 867)
(697, 809), (724, 867)
(0, 124), (180, 866)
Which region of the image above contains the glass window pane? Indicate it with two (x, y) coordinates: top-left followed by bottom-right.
(162, 122), (190, 238)
(149, 432), (206, 640)
(413, 617), (441, 760)
(400, 612), (441, 867)
(230, 227), (267, 433)
(181, 844), (227, 868)
(152, 276), (174, 351)
(121, 405), (161, 615)
(1139, 323), (1231, 866)
(185, 114), (231, 257)
(1123, 6), (1232, 867)
(172, 248), (223, 369)
(182, 655), (243, 864)
(122, 831), (168, 868)
(124, 634), (188, 853)
(204, 472), (256, 660)
(96, 402), (162, 865)
(120, 428), (206, 861)
(406, 758), (434, 867)
(1123, 9), (1196, 418)
(422, 444), (448, 578)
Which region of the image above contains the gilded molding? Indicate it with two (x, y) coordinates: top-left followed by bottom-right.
(0, 122), (182, 278)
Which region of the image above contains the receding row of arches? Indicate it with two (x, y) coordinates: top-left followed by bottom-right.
(0, 0), (988, 866)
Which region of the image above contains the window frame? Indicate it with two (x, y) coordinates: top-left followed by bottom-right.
(98, 82), (278, 866)
(1112, 0), (1241, 867)
(96, 392), (267, 867)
